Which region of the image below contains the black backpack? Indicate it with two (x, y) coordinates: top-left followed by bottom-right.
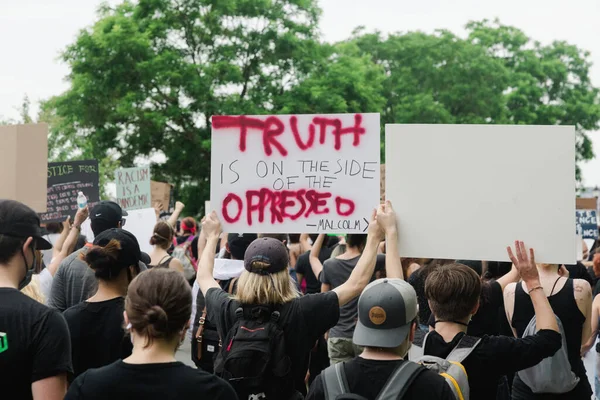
(214, 305), (294, 400)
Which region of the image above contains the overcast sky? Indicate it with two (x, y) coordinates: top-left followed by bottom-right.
(1, 0), (598, 187)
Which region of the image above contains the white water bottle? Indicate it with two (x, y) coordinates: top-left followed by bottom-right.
(77, 192), (87, 209)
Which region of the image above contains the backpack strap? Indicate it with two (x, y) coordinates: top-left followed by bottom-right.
(195, 307), (208, 360)
(408, 331), (430, 360)
(321, 363), (349, 400)
(227, 278), (238, 295)
(446, 335), (481, 363)
(376, 361), (425, 400)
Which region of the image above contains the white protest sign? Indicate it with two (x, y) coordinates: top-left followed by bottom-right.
(386, 124), (576, 264)
(116, 167), (151, 211)
(211, 113), (380, 233)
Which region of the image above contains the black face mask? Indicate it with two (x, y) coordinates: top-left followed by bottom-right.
(19, 247), (36, 290)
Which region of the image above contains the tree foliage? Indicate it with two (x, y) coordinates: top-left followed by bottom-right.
(47, 3), (600, 215)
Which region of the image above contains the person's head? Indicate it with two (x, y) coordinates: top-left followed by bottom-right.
(330, 243), (347, 259)
(150, 221), (174, 250)
(483, 261), (512, 280)
(84, 228), (141, 287)
(90, 201), (128, 237)
(594, 247), (600, 270)
(124, 268), (192, 350)
(346, 234), (367, 251)
(456, 260), (482, 277)
(180, 217), (196, 237)
(45, 222), (63, 234)
(227, 233), (258, 260)
(425, 263), (481, 323)
(353, 279), (419, 357)
(0, 200), (52, 289)
(235, 237), (299, 305)
(258, 233), (288, 245)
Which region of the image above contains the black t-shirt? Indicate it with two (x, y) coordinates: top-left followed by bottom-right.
(306, 357), (455, 400)
(0, 288), (73, 400)
(428, 281), (506, 337)
(295, 247), (332, 294)
(65, 360), (237, 400)
(63, 297), (133, 378)
(421, 329), (562, 400)
(206, 287), (340, 396)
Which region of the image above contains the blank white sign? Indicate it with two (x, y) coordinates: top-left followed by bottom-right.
(385, 124), (576, 264)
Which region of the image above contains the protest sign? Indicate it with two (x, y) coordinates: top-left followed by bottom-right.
(576, 197), (598, 210)
(116, 167), (151, 211)
(39, 160), (100, 223)
(210, 113), (380, 233)
(386, 124), (576, 264)
(576, 210), (599, 240)
(0, 124), (48, 212)
(123, 208), (156, 255)
(151, 181), (172, 212)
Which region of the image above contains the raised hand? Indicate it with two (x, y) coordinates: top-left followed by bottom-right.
(376, 200), (398, 235)
(201, 211), (222, 239)
(73, 207), (89, 228)
(507, 241), (539, 284)
(367, 208), (385, 243)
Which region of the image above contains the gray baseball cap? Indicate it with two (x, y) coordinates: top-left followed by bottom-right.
(353, 278), (418, 348)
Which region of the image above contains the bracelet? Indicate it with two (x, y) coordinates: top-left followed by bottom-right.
(528, 286), (543, 294)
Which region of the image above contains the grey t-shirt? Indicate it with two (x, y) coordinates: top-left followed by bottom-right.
(320, 254), (385, 338)
(47, 247), (147, 312)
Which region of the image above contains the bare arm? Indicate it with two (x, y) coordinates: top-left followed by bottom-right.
(196, 212), (221, 296)
(47, 208), (89, 276)
(321, 283), (331, 293)
(582, 293), (600, 356)
(574, 278), (593, 346)
(507, 241), (558, 333)
(496, 264), (521, 291)
(309, 234), (326, 280)
(333, 212), (384, 307)
(51, 217), (71, 256)
(169, 258), (184, 274)
(377, 201), (403, 279)
(300, 233), (312, 253)
(167, 201), (185, 229)
(32, 374), (68, 400)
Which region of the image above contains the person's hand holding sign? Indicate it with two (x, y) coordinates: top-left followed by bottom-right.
(202, 211), (222, 241)
(197, 211), (224, 295)
(377, 200), (403, 280)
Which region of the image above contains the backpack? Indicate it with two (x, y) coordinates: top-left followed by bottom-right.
(321, 360), (426, 400)
(516, 315), (579, 393)
(409, 331), (481, 400)
(214, 305), (294, 400)
(172, 236), (197, 281)
(192, 278), (238, 373)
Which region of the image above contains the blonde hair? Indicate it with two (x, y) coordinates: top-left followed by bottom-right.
(21, 274), (45, 303)
(234, 265), (300, 305)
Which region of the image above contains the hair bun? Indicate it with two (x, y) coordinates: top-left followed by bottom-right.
(145, 305), (168, 336)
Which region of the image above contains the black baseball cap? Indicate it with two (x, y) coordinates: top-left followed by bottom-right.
(0, 199), (52, 250)
(353, 278), (418, 348)
(93, 228), (141, 268)
(90, 201), (128, 224)
(228, 233), (258, 260)
(244, 237), (289, 275)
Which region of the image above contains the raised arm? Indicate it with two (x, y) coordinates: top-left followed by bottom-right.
(376, 200), (403, 280)
(47, 208), (89, 276)
(167, 201), (185, 229)
(196, 212), (221, 296)
(332, 209), (384, 307)
(300, 233), (312, 253)
(582, 293), (600, 356)
(495, 263), (521, 291)
(309, 234), (326, 281)
(507, 241), (558, 333)
(51, 217), (71, 256)
(574, 278), (593, 346)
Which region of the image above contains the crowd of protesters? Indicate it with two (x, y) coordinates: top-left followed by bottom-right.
(1, 196), (600, 400)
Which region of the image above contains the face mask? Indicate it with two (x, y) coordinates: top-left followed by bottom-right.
(18, 247), (36, 290)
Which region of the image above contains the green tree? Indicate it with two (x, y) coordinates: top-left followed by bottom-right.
(50, 0), (324, 216)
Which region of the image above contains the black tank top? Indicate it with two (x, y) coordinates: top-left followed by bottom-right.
(511, 278), (591, 398)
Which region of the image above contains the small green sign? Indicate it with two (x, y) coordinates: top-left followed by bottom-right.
(0, 332), (7, 354)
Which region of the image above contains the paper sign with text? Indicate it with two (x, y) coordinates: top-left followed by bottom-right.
(576, 210), (599, 240)
(386, 124), (576, 264)
(210, 113), (380, 233)
(40, 160), (100, 223)
(116, 167), (151, 211)
(151, 181), (172, 212)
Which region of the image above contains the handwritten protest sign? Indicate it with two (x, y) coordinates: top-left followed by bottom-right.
(576, 197), (598, 211)
(116, 167), (151, 211)
(0, 124), (48, 212)
(576, 210), (599, 240)
(210, 113), (380, 233)
(151, 181), (172, 212)
(386, 124), (576, 264)
(40, 160), (100, 223)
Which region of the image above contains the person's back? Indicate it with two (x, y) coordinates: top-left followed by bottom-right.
(0, 200), (72, 400)
(63, 229), (142, 378)
(66, 267), (237, 400)
(421, 247), (563, 400)
(307, 279), (454, 400)
(509, 271), (592, 399)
